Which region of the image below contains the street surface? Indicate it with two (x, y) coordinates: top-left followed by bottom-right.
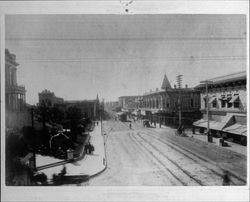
(89, 118), (246, 186)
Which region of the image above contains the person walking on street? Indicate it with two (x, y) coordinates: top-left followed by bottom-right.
(222, 171), (231, 186)
(129, 123), (132, 129)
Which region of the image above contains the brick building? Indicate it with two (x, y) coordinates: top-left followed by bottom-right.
(140, 74), (201, 126)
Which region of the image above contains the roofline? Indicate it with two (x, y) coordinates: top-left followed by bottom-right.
(205, 71), (246, 82)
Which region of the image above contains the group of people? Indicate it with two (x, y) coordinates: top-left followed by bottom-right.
(85, 142), (95, 154)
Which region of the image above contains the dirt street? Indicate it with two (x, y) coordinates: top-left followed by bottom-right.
(89, 119), (246, 186)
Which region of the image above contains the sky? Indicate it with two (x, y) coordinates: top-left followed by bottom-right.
(5, 14), (246, 105)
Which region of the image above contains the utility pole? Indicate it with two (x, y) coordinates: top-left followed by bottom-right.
(30, 107), (36, 170)
(176, 75), (183, 127)
(100, 98), (104, 136)
(201, 80), (213, 142)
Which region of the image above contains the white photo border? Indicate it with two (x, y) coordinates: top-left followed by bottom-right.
(1, 1), (249, 202)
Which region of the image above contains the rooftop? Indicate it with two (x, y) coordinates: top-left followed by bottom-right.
(195, 71), (247, 89)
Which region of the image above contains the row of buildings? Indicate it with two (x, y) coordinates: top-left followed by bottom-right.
(117, 71), (247, 145)
(38, 89), (101, 120)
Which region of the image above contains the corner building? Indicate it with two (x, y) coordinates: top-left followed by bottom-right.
(140, 74), (201, 126)
(193, 71), (247, 145)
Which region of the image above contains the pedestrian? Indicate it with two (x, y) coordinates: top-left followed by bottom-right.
(182, 124), (185, 133)
(59, 165), (66, 176)
(222, 171), (231, 186)
(177, 125), (182, 135)
(192, 125), (195, 134)
(129, 123), (132, 129)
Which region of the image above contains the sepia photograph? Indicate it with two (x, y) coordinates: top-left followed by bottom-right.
(1, 1), (249, 202)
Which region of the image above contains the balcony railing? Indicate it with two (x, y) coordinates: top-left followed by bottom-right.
(6, 85), (26, 92)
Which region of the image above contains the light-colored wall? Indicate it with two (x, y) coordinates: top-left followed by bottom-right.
(200, 85), (246, 113)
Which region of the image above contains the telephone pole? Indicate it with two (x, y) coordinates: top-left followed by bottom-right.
(200, 80), (213, 142)
(176, 75), (183, 127)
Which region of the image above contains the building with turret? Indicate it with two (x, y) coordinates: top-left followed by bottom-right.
(5, 49), (30, 130)
(5, 49), (26, 112)
(140, 74), (201, 126)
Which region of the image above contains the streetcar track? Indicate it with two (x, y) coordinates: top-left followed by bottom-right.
(128, 132), (186, 185)
(141, 130), (224, 177)
(145, 128), (246, 185)
(116, 121), (246, 184)
(132, 132), (204, 186)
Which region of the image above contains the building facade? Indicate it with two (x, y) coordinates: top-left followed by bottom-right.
(193, 71), (247, 145)
(5, 49), (31, 130)
(104, 101), (120, 111)
(38, 90), (100, 120)
(118, 96), (143, 112)
(140, 74), (201, 126)
(5, 49), (26, 111)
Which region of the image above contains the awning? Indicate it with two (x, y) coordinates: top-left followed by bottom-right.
(228, 96), (239, 103)
(219, 96), (227, 100)
(209, 97), (216, 104)
(193, 119), (207, 127)
(209, 120), (227, 131)
(223, 123), (247, 136)
(193, 119), (227, 130)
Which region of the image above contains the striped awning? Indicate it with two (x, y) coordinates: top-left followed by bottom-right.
(209, 97), (217, 104)
(228, 96), (239, 103)
(223, 123), (247, 136)
(193, 119), (228, 131)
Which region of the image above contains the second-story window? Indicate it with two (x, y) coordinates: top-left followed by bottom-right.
(227, 95), (232, 108)
(212, 100), (217, 108)
(234, 100), (240, 108)
(220, 95), (226, 108)
(190, 98), (194, 108)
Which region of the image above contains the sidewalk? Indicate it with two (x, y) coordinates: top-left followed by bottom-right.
(36, 123), (106, 183)
(184, 129), (247, 156)
(154, 123), (247, 156)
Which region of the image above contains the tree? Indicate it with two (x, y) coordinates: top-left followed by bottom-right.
(34, 103), (50, 129)
(34, 105), (65, 128)
(65, 106), (83, 121)
(65, 106), (83, 141)
(50, 107), (65, 124)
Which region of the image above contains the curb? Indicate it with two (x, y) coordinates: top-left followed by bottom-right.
(89, 125), (108, 179)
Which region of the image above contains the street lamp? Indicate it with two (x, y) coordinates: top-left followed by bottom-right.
(200, 80), (213, 142)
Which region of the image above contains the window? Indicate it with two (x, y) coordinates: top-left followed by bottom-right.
(204, 99), (207, 108)
(212, 101), (217, 108)
(227, 102), (232, 108)
(190, 99), (194, 108)
(234, 101), (240, 108)
(221, 100), (226, 108)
